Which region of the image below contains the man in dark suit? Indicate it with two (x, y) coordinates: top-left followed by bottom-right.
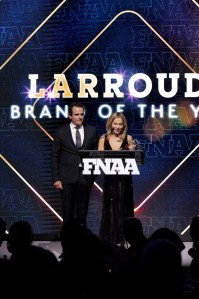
(52, 102), (98, 225)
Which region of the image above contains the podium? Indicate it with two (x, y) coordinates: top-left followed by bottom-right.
(79, 150), (144, 165)
(79, 150), (144, 175)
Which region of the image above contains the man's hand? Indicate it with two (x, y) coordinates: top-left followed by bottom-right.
(53, 181), (63, 189)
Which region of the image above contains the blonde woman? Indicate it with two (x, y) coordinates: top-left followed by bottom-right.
(98, 112), (136, 245)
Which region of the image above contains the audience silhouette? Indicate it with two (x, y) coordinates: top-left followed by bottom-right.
(0, 218), (6, 247)
(110, 217), (148, 298)
(140, 238), (183, 299)
(7, 220), (59, 297)
(123, 216), (148, 256)
(0, 218), (10, 293)
(59, 217), (108, 298)
(149, 227), (185, 252)
(182, 216), (199, 298)
(0, 216), (195, 298)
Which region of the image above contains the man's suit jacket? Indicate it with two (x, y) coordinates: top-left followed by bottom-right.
(51, 123), (97, 184)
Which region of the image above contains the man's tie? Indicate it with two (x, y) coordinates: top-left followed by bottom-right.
(75, 126), (81, 149)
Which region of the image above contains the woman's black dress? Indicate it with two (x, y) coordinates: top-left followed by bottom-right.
(99, 135), (134, 245)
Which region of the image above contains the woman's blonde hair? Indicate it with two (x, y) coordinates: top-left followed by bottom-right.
(106, 112), (128, 140)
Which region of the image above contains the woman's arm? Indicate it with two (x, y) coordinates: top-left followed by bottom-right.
(127, 135), (137, 150)
(98, 135), (105, 150)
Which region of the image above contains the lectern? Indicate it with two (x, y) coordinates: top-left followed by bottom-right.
(79, 150), (144, 165)
(79, 150), (144, 175)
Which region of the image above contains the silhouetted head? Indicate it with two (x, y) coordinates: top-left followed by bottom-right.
(0, 218), (6, 246)
(189, 216), (199, 243)
(149, 227), (185, 251)
(7, 220), (33, 253)
(141, 239), (182, 297)
(123, 217), (144, 245)
(60, 217), (105, 265)
(60, 218), (91, 253)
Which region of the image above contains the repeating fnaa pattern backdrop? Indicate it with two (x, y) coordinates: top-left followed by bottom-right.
(0, 0), (198, 240)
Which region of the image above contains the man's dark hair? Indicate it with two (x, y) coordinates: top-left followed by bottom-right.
(69, 102), (85, 116)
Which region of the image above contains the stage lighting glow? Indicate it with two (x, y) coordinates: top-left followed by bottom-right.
(46, 91), (56, 100)
(176, 101), (197, 127)
(94, 182), (103, 193)
(143, 116), (174, 141)
(32, 9), (197, 140)
(0, 0), (67, 71)
(0, 154), (63, 222)
(1, 6), (198, 238)
(134, 143), (199, 212)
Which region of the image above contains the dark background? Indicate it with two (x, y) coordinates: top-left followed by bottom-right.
(0, 0), (198, 241)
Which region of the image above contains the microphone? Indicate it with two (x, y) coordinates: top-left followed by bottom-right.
(79, 128), (114, 150)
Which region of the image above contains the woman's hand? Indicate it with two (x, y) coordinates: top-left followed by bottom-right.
(121, 141), (137, 150)
(128, 141), (137, 150)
